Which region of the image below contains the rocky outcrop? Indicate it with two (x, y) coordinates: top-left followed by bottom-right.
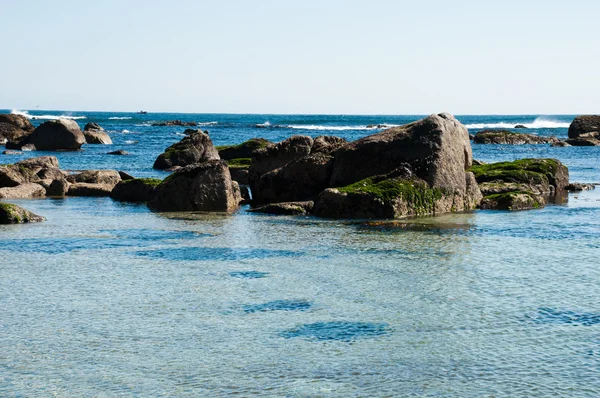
(149, 160), (241, 212)
(514, 125), (527, 129)
(67, 183), (114, 197)
(0, 156), (64, 188)
(110, 178), (161, 202)
(250, 201), (314, 215)
(473, 130), (558, 145)
(217, 138), (271, 160)
(83, 130), (112, 145)
(0, 203), (45, 224)
(151, 120), (197, 127)
(84, 122), (104, 131)
(566, 182), (596, 191)
(566, 135), (600, 146)
(567, 115), (600, 146)
(0, 122), (31, 143)
(0, 114), (35, 132)
(153, 131), (219, 170)
(26, 119), (86, 150)
(311, 136), (347, 155)
(470, 158), (569, 210)
(551, 141), (571, 147)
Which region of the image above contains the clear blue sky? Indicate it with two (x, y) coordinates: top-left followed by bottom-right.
(1, 0), (598, 114)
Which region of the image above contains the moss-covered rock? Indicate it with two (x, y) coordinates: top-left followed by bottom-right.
(479, 191), (544, 210)
(0, 203), (45, 224)
(473, 130), (558, 145)
(216, 138), (271, 160)
(226, 158), (252, 169)
(250, 201), (314, 216)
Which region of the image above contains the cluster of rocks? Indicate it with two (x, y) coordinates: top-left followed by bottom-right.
(473, 130), (559, 145)
(566, 115), (600, 146)
(151, 120), (198, 127)
(0, 114), (114, 152)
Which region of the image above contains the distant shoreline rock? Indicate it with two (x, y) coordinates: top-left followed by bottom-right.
(473, 130), (558, 145)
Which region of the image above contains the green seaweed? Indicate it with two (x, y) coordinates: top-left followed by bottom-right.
(216, 138), (270, 152)
(0, 203), (20, 223)
(483, 190), (543, 210)
(226, 158), (252, 169)
(337, 177), (447, 216)
(469, 158), (560, 186)
(122, 178), (162, 187)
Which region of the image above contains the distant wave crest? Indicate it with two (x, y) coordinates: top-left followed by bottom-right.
(466, 118), (570, 129)
(11, 109), (87, 121)
(198, 121), (218, 126)
(109, 117), (133, 120)
(284, 124), (397, 131)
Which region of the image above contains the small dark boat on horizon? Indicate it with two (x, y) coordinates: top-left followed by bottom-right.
(137, 110), (148, 114)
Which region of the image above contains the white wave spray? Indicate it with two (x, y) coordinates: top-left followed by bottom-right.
(465, 117), (570, 130)
(11, 109), (86, 121)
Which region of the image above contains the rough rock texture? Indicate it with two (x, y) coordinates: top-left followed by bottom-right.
(0, 156), (63, 188)
(0, 183), (46, 199)
(229, 168), (249, 185)
(248, 135), (314, 190)
(118, 171), (135, 181)
(153, 131), (219, 170)
(84, 130), (113, 144)
(566, 135), (600, 146)
(149, 160), (241, 212)
(568, 115), (600, 139)
(27, 119), (86, 150)
(84, 122), (104, 131)
(46, 178), (70, 196)
(552, 141), (571, 147)
(311, 136), (347, 155)
(0, 203), (45, 224)
(473, 130), (558, 145)
(253, 153), (334, 205)
(66, 170), (121, 186)
(110, 178), (161, 202)
(68, 183), (114, 197)
(0, 114), (35, 132)
(470, 158), (569, 210)
(217, 138), (271, 160)
(330, 114), (473, 192)
(0, 122), (31, 143)
(250, 201), (314, 215)
(566, 183), (596, 191)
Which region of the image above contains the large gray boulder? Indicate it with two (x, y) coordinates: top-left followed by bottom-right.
(0, 203), (45, 224)
(66, 170), (121, 186)
(153, 131), (219, 170)
(0, 183), (46, 199)
(83, 123), (112, 144)
(27, 119), (86, 150)
(0, 114), (35, 132)
(149, 160), (241, 212)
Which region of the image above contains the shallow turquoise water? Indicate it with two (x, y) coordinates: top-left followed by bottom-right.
(1, 190), (599, 396)
(1, 111), (600, 395)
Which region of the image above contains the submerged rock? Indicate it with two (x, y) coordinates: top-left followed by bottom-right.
(250, 201), (314, 215)
(153, 131), (219, 170)
(149, 160), (241, 212)
(473, 130), (558, 145)
(0, 203), (45, 224)
(107, 150), (128, 155)
(151, 120), (197, 127)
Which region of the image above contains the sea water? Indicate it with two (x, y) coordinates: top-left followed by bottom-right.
(1, 110), (599, 396)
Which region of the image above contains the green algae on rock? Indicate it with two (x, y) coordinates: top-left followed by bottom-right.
(0, 203), (45, 224)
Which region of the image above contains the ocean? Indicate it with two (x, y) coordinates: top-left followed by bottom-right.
(1, 110), (599, 396)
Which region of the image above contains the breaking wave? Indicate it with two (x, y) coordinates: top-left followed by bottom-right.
(198, 121), (218, 126)
(284, 124), (397, 131)
(11, 109), (86, 121)
(109, 117), (132, 120)
(465, 118), (570, 130)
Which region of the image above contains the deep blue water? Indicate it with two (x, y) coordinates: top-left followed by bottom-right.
(1, 110), (599, 396)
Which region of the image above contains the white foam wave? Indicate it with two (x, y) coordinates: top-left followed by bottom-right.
(466, 118), (569, 129)
(11, 109), (86, 121)
(109, 117), (132, 120)
(285, 124), (397, 131)
(122, 129), (130, 133)
(256, 121), (271, 128)
(198, 121), (218, 126)
(125, 140), (138, 144)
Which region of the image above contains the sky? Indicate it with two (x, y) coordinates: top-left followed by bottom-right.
(1, 0), (599, 114)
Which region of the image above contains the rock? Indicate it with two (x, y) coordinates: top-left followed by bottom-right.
(151, 120), (197, 127)
(118, 171), (135, 181)
(250, 201), (314, 215)
(0, 114), (35, 132)
(311, 136), (347, 155)
(469, 134), (475, 140)
(248, 135), (313, 191)
(148, 160), (241, 212)
(84, 130), (113, 145)
(67, 183), (114, 197)
(239, 185), (251, 202)
(472, 159), (486, 166)
(0, 165), (25, 187)
(566, 183), (596, 191)
(84, 122), (104, 131)
(330, 114), (473, 190)
(565, 135), (600, 146)
(153, 131), (220, 170)
(473, 130), (558, 144)
(0, 122), (31, 143)
(107, 150), (129, 155)
(27, 119), (86, 150)
(3, 150), (22, 155)
(253, 153), (334, 205)
(551, 140), (571, 147)
(568, 115), (600, 139)
(110, 178), (161, 202)
(229, 168), (249, 185)
(46, 178), (70, 196)
(0, 156), (63, 188)
(469, 158), (569, 210)
(216, 138), (271, 160)
(67, 170), (121, 186)
(17, 156), (60, 169)
(0, 203), (45, 224)
(0, 183), (46, 199)
(514, 124), (527, 129)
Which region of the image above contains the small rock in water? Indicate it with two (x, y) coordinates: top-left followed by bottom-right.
(2, 150), (22, 155)
(514, 124), (527, 129)
(0, 203), (45, 224)
(566, 183), (596, 191)
(107, 150), (129, 155)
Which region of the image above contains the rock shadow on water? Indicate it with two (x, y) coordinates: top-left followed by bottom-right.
(135, 247), (302, 261)
(527, 307), (600, 327)
(280, 321), (391, 342)
(242, 299), (312, 313)
(229, 271), (270, 279)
